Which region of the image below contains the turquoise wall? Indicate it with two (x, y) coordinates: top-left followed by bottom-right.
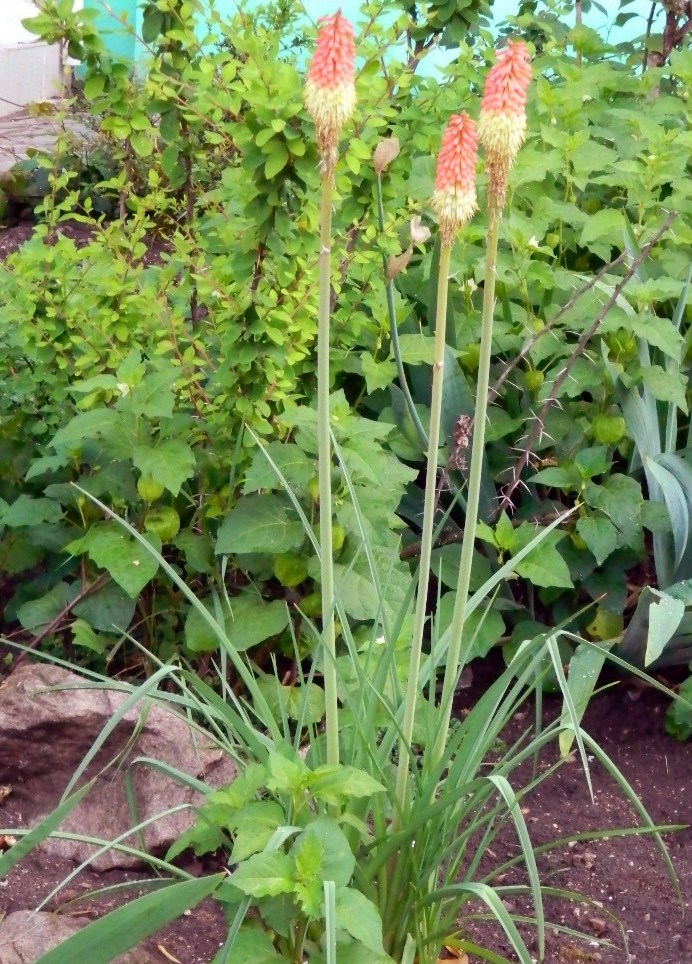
(89, 1), (663, 65)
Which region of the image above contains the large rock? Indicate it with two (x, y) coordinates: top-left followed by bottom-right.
(0, 911), (157, 963)
(0, 664), (236, 869)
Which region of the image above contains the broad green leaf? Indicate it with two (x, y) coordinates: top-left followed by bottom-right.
(257, 678), (325, 725)
(242, 441), (314, 494)
(185, 598), (224, 653)
(267, 751), (308, 794)
(71, 618), (108, 653)
(67, 523), (161, 598)
(132, 440), (196, 495)
(642, 364), (688, 414)
(512, 530), (573, 589)
(334, 888), (386, 954)
(391, 333), (436, 365)
(436, 593), (505, 660)
(0, 495), (63, 528)
(50, 409), (132, 452)
(307, 765), (385, 805)
(73, 581), (136, 632)
(127, 363), (178, 418)
(37, 875), (225, 964)
(646, 591), (686, 666)
(292, 817), (355, 888)
(576, 515), (619, 565)
(17, 582), (77, 633)
(361, 352), (397, 394)
(230, 851), (295, 898)
(330, 563), (380, 621)
(530, 466), (580, 489)
(217, 927), (284, 963)
(227, 594), (290, 651)
(231, 801), (285, 862)
(584, 474), (643, 544)
(293, 833), (325, 916)
(264, 145), (290, 179)
(580, 209), (626, 259)
(216, 495), (304, 555)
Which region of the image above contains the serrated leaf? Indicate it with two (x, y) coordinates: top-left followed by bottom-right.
(292, 817), (355, 888)
(230, 801), (285, 862)
(231, 851), (295, 898)
(334, 887), (386, 954)
(576, 515), (619, 565)
(222, 926), (284, 963)
(68, 524), (161, 598)
(642, 364), (688, 414)
(127, 363), (178, 418)
(132, 439), (196, 495)
(307, 765), (385, 806)
(242, 441), (314, 494)
(216, 495), (304, 555)
(227, 594), (289, 651)
(0, 495), (63, 528)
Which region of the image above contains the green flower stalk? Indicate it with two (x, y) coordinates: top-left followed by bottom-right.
(305, 11), (356, 766)
(433, 41), (532, 765)
(394, 113), (478, 818)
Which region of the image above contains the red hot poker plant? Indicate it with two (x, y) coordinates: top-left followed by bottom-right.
(304, 11), (356, 178)
(478, 40), (532, 209)
(431, 112), (478, 248)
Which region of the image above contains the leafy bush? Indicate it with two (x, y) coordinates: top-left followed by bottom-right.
(1, 1), (691, 681)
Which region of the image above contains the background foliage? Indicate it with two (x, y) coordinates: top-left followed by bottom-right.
(0, 0), (690, 705)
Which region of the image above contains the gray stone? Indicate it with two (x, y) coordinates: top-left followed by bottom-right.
(0, 665), (236, 870)
(0, 910), (157, 963)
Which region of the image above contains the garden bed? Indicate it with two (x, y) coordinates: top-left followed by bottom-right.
(0, 652), (689, 964)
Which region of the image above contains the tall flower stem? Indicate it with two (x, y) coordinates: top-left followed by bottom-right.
(317, 178), (339, 768)
(433, 206), (501, 764)
(393, 243), (452, 821)
(375, 173), (428, 452)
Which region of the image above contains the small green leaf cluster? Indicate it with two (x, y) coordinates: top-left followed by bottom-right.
(168, 750), (390, 961)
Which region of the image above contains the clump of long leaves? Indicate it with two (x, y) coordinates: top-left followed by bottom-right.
(0, 15), (685, 964)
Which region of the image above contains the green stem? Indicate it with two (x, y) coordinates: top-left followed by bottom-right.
(318, 178), (339, 768)
(433, 207), (502, 765)
(375, 173), (429, 452)
(393, 243), (452, 822)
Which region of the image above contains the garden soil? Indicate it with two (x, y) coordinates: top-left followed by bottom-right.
(0, 646), (689, 964)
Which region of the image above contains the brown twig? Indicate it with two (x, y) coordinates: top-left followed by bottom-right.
(488, 247), (629, 405)
(497, 209), (677, 513)
(13, 572), (111, 666)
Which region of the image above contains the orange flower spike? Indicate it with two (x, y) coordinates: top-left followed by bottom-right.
(431, 113), (478, 247)
(304, 11), (356, 177)
(478, 40), (532, 207)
